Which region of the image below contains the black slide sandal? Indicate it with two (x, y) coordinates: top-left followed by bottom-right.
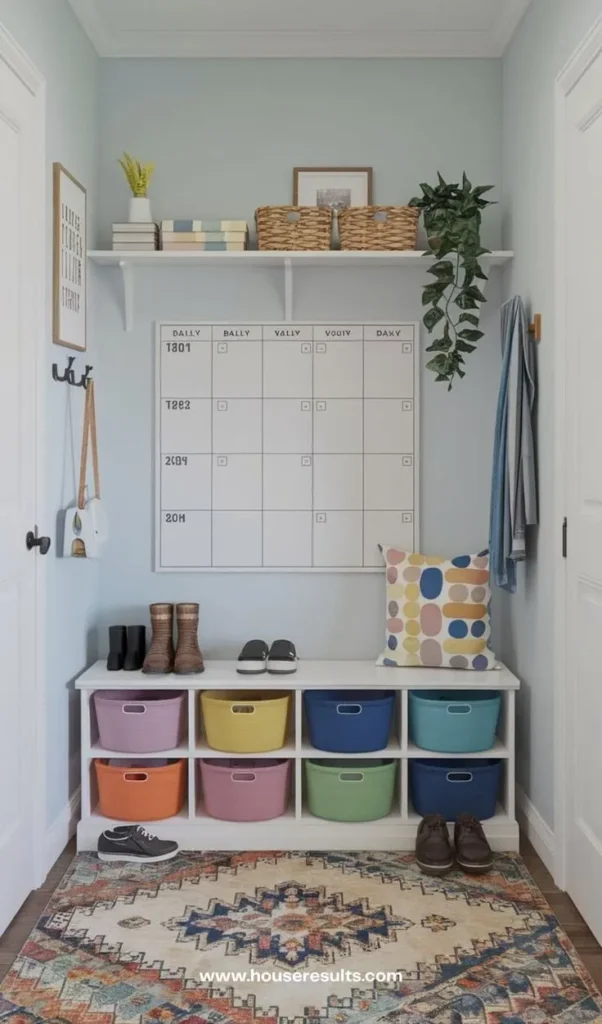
(267, 639), (298, 674)
(237, 639), (269, 674)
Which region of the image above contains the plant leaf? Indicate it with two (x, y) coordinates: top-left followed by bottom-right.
(464, 284), (487, 303)
(428, 260), (455, 279)
(423, 307), (446, 333)
(422, 282), (448, 305)
(426, 336), (453, 352)
(459, 312), (480, 326)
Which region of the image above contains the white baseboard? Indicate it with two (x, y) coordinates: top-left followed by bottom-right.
(40, 787), (81, 885)
(516, 784), (556, 876)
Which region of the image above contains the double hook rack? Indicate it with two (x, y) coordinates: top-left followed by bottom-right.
(52, 356), (93, 389)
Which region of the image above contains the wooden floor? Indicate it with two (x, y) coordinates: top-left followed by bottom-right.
(0, 838), (76, 985)
(0, 836), (601, 991)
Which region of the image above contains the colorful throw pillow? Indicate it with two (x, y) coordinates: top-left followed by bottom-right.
(377, 547), (497, 670)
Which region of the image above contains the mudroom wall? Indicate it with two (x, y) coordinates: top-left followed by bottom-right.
(498, 0), (602, 838)
(93, 57), (504, 659)
(0, 0), (100, 839)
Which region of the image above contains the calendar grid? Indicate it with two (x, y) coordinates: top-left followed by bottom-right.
(155, 322), (419, 572)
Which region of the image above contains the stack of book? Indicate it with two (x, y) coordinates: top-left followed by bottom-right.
(161, 220), (248, 252)
(112, 223), (159, 251)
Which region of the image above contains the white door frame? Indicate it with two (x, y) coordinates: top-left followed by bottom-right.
(553, 12), (602, 892)
(0, 23), (48, 889)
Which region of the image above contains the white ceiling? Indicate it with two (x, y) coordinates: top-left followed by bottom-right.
(67, 0), (532, 58)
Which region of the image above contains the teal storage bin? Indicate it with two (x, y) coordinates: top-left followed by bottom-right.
(409, 691), (501, 753)
(305, 759), (396, 822)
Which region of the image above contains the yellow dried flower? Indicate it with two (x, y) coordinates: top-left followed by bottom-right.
(118, 152), (156, 197)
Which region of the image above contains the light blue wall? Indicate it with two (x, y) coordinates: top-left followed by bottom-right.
(95, 58), (505, 660)
(0, 0), (100, 826)
(501, 0), (602, 830)
(98, 59), (502, 248)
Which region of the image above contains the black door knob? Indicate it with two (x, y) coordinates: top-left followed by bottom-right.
(26, 529), (51, 555)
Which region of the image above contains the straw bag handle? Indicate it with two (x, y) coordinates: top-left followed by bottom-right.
(78, 380), (101, 509)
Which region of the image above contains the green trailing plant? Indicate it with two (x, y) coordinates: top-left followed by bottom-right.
(409, 172), (495, 389)
(118, 152), (156, 197)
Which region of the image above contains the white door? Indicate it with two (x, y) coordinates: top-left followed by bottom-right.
(0, 37), (45, 932)
(564, 36), (602, 942)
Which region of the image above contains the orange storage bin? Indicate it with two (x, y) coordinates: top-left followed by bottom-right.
(94, 758), (186, 821)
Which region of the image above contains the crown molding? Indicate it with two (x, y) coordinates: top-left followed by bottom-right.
(66, 0), (533, 59)
(63, 28), (504, 59)
(492, 0), (533, 55)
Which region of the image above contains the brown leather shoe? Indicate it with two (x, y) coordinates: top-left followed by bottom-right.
(416, 814), (454, 876)
(142, 603), (175, 674)
(174, 603), (204, 674)
(454, 814), (494, 874)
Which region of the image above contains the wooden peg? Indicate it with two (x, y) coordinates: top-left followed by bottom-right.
(528, 313), (542, 341)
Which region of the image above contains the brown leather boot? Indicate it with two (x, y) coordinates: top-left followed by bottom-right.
(142, 604), (175, 674)
(174, 603), (204, 674)
(454, 814), (494, 874)
(416, 814), (454, 876)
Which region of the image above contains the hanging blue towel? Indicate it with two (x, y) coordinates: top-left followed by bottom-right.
(489, 296), (538, 592)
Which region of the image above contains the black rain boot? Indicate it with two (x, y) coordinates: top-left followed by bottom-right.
(123, 625), (147, 671)
(107, 626), (127, 671)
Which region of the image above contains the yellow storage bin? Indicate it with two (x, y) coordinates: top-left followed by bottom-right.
(201, 690), (291, 753)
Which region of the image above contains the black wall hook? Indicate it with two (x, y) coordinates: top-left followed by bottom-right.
(52, 358), (93, 389)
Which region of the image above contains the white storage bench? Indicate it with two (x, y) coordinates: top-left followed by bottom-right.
(76, 659), (520, 852)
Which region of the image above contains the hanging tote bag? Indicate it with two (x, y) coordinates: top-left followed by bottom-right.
(63, 380), (108, 558)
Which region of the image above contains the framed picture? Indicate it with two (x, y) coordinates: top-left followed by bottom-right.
(293, 167), (373, 211)
(53, 163), (87, 351)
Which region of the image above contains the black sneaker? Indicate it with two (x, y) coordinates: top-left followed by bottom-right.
(267, 639), (298, 674)
(98, 824), (179, 863)
(237, 639), (269, 674)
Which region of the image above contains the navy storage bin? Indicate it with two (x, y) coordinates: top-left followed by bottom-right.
(410, 759), (502, 821)
(304, 690), (395, 753)
(409, 691), (501, 753)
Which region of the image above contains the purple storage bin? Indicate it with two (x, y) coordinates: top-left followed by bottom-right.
(93, 690), (186, 753)
(199, 758), (291, 821)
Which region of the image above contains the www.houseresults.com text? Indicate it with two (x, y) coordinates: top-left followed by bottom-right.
(199, 969), (403, 984)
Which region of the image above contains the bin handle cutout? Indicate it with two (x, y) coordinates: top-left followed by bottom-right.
(231, 705), (256, 715)
(338, 772), (364, 782)
(447, 705), (471, 715)
(123, 772), (149, 782)
(446, 771), (473, 783)
(336, 704), (362, 715)
(122, 704), (147, 715)
(231, 772), (257, 782)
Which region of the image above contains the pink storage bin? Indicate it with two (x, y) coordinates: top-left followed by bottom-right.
(93, 690), (186, 753)
(199, 759), (291, 821)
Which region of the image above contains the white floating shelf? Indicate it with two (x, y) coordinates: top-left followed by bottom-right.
(88, 249), (514, 331)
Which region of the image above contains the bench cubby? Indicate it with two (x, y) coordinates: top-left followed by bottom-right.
(76, 659), (519, 851)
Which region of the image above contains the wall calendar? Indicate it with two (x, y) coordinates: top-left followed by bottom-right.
(155, 322), (420, 571)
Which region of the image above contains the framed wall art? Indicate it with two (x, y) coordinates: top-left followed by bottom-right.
(53, 163), (87, 351)
(293, 167), (373, 211)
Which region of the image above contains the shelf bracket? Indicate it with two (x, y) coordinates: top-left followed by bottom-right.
(119, 260), (134, 332)
(284, 258), (293, 322)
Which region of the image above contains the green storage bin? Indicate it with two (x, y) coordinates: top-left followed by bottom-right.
(305, 759), (396, 822)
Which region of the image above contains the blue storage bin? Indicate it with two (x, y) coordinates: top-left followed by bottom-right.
(304, 690), (395, 753)
(410, 758), (502, 821)
(409, 690), (501, 753)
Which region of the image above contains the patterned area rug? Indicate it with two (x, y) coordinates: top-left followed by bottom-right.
(1, 851), (601, 1023)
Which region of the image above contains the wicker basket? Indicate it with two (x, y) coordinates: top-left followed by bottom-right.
(338, 206), (419, 251)
(255, 206), (333, 251)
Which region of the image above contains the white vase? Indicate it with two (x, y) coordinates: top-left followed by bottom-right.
(129, 196), (152, 223)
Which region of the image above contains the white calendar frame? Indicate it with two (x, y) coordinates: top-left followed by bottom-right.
(154, 321), (420, 573)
